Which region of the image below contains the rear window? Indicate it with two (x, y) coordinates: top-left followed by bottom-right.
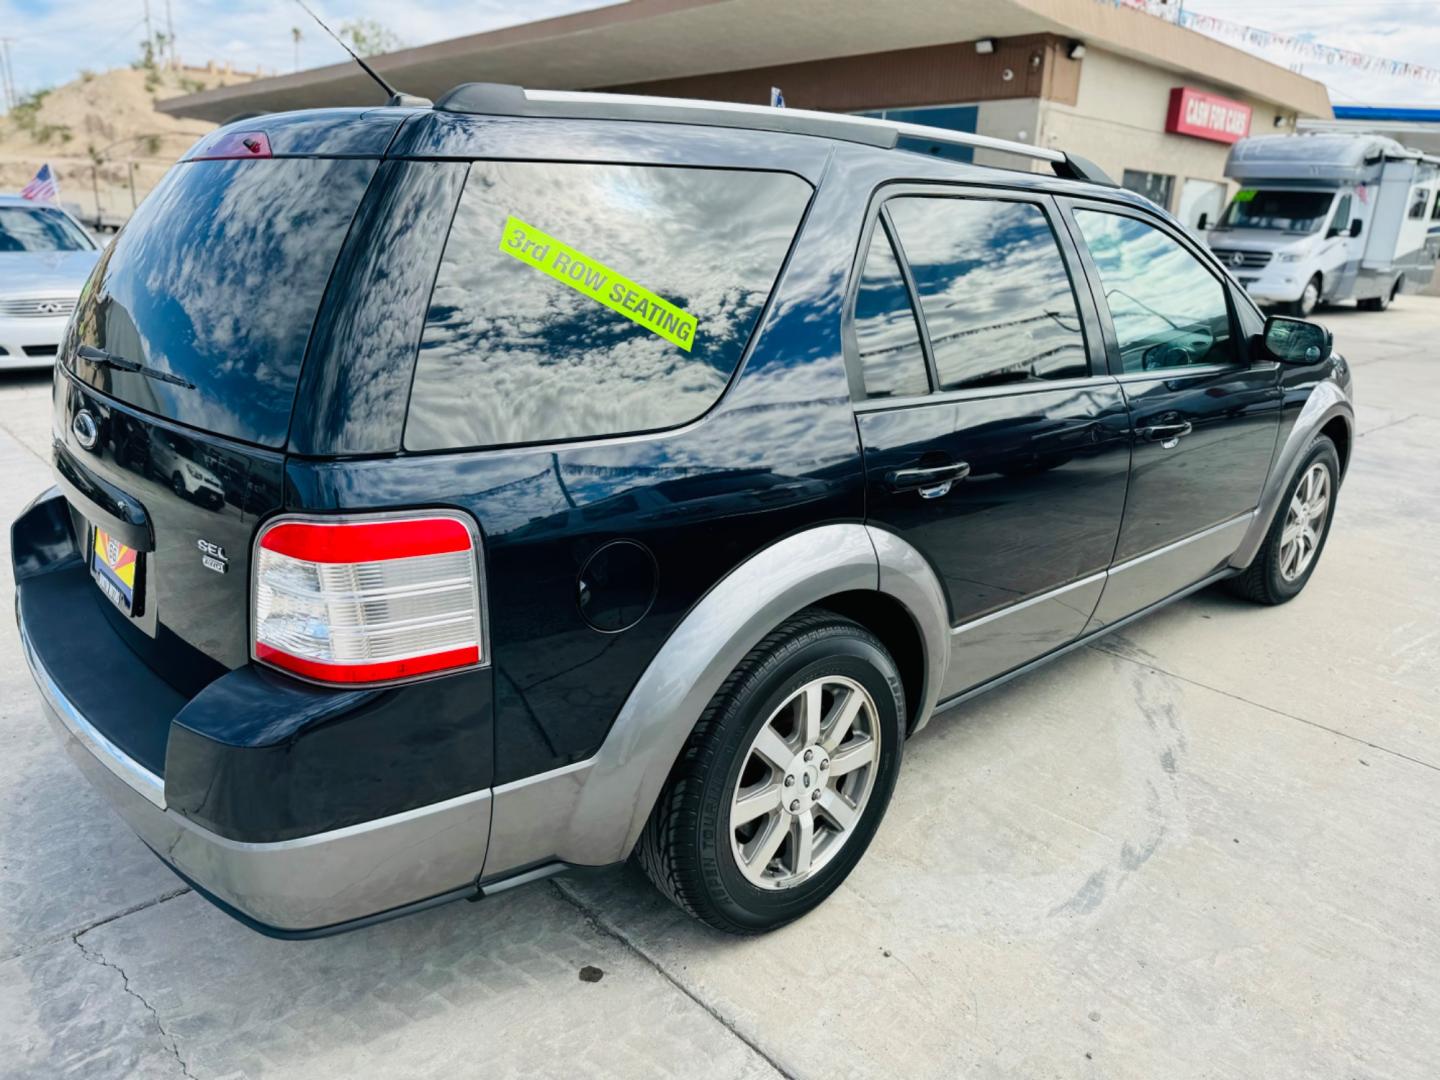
(404, 162), (812, 451)
(69, 158), (377, 447)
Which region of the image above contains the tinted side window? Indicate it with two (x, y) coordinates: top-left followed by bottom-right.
(406, 163), (812, 451)
(852, 224), (929, 399)
(1074, 209), (1235, 374)
(886, 197), (1089, 390)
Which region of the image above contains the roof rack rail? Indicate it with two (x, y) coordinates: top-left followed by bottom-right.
(433, 83), (1116, 187)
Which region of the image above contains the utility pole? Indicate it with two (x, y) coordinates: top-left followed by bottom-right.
(142, 0), (153, 56)
(165, 0), (176, 65)
(0, 39), (16, 112)
(292, 28), (302, 73)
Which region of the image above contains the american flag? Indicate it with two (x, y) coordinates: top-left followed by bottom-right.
(21, 164), (58, 203)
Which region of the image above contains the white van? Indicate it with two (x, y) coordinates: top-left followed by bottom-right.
(1202, 133), (1440, 316)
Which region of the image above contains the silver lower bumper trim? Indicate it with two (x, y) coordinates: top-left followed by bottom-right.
(22, 612), (493, 932)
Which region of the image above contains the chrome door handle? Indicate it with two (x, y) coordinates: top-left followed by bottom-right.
(886, 461), (971, 498)
(1138, 420), (1193, 448)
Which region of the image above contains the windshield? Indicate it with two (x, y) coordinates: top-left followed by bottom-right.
(0, 205), (94, 252)
(1218, 190), (1335, 234)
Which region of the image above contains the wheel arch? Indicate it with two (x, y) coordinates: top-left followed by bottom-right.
(1230, 383), (1353, 571)
(480, 523), (950, 877)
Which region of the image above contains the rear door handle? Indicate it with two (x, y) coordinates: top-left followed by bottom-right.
(1138, 420), (1193, 447)
(886, 461), (971, 498)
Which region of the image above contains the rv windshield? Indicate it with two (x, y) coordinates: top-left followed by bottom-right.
(1218, 190), (1336, 233)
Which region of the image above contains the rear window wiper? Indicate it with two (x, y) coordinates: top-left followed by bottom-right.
(76, 345), (195, 390)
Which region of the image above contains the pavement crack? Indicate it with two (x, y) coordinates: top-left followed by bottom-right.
(1091, 644), (1440, 774)
(1, 887), (191, 967)
(1356, 412), (1421, 438)
(550, 880), (796, 1080)
(73, 922), (198, 1080)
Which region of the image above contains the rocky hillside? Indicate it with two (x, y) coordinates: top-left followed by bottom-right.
(0, 63), (258, 224)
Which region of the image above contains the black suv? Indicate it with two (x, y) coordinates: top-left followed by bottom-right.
(13, 85), (1354, 937)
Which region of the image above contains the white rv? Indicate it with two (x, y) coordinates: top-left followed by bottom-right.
(1202, 133), (1440, 316)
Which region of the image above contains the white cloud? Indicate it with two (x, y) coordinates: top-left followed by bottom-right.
(1181, 0), (1440, 106)
(0, 0), (605, 95)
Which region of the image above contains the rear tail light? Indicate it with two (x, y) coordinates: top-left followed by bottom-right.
(252, 513), (484, 686)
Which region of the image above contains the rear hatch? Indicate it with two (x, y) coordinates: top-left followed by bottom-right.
(53, 116), (390, 692)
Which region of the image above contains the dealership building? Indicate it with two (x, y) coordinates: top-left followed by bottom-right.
(159, 0), (1332, 228)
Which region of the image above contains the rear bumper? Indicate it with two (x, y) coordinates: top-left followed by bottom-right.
(23, 614), (493, 932)
(22, 615), (493, 933)
(13, 485), (497, 935)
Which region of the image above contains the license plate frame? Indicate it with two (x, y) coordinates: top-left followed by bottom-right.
(89, 524), (145, 618)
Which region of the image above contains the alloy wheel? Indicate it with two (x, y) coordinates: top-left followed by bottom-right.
(1279, 462), (1330, 582)
(729, 675), (881, 890)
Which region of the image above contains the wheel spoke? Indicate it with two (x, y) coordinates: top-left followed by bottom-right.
(799, 683), (823, 746)
(790, 811), (814, 875)
(818, 788), (857, 833)
(1308, 494), (1329, 523)
(821, 688), (864, 752)
(742, 814), (787, 875)
(732, 783), (782, 827)
(1280, 541), (1300, 578)
(751, 725), (793, 771)
(1281, 520), (1303, 547)
(828, 736), (876, 777)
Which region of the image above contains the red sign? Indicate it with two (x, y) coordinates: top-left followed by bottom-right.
(1166, 87), (1252, 144)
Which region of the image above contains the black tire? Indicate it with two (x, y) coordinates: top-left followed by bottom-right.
(636, 609), (905, 934)
(1227, 435), (1340, 605)
(1286, 274), (1322, 318)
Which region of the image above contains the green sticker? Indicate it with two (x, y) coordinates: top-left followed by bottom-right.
(1233, 188), (1257, 203)
(499, 214), (697, 352)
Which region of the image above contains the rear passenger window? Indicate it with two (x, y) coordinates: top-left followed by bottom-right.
(406, 163), (812, 451)
(885, 197), (1089, 390)
(852, 224), (930, 399)
(1073, 209), (1235, 373)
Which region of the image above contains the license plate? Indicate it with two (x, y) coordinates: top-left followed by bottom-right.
(91, 525), (140, 615)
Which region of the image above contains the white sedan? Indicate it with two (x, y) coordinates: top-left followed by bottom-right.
(0, 195), (101, 370)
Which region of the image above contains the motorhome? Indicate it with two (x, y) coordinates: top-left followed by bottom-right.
(1203, 133), (1440, 316)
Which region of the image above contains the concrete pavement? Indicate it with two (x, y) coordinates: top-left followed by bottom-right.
(2, 298), (1437, 1079)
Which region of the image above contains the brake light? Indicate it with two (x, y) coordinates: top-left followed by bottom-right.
(188, 130), (272, 162)
(252, 513), (484, 686)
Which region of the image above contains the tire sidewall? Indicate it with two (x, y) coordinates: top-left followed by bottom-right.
(1262, 437), (1340, 600)
(693, 629), (904, 931)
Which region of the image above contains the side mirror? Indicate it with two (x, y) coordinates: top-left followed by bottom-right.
(1196, 212), (1209, 231)
(1263, 315), (1332, 365)
(1326, 225), (1341, 239)
(1349, 218), (1363, 238)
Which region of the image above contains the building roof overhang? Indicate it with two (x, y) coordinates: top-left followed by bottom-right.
(157, 0), (1333, 124)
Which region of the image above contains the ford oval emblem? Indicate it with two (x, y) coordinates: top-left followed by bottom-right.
(72, 409), (99, 451)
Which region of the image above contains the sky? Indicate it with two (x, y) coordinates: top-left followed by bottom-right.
(1, 0), (1438, 108)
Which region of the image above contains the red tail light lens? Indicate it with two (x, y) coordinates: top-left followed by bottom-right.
(188, 130), (272, 162)
(252, 513), (484, 686)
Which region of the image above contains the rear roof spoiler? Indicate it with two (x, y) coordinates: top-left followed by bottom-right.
(434, 83), (1117, 187)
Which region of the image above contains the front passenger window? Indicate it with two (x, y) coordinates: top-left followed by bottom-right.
(1074, 209), (1235, 373)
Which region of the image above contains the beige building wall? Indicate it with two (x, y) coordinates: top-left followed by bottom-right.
(1037, 47), (1301, 212)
